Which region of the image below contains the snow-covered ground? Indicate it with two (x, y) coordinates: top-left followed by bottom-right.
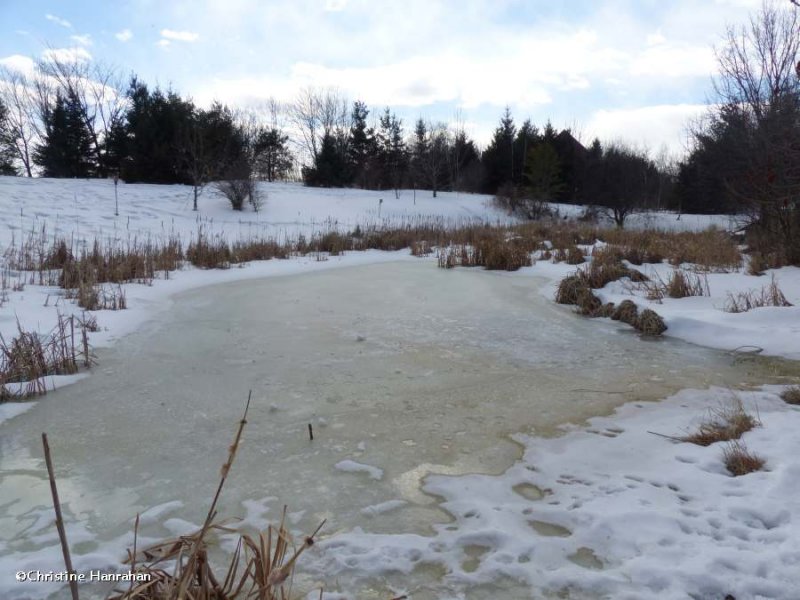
(0, 176), (799, 599)
(595, 261), (800, 361)
(316, 386), (800, 599)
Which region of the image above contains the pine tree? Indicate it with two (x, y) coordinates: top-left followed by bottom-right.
(411, 118), (428, 188)
(122, 78), (195, 184)
(481, 107), (516, 192)
(306, 131), (349, 187)
(376, 108), (406, 195)
(513, 120), (540, 185)
(33, 91), (95, 178)
(253, 128), (292, 182)
(348, 100), (374, 187)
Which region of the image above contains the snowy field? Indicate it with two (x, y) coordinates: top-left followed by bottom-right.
(0, 176), (799, 599)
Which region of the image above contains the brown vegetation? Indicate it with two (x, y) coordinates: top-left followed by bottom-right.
(681, 397), (759, 446)
(780, 386), (800, 405)
(723, 441), (765, 476)
(724, 276), (793, 312)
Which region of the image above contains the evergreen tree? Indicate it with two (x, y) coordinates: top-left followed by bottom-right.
(348, 100), (374, 187)
(587, 138), (603, 160)
(33, 91), (95, 178)
(121, 78), (195, 184)
(376, 108), (406, 195)
(306, 131), (349, 187)
(252, 127), (292, 182)
(481, 107), (516, 192)
(524, 142), (563, 202)
(410, 118), (428, 188)
(513, 119), (540, 185)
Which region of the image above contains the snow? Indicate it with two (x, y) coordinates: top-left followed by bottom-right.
(360, 499), (408, 517)
(314, 386), (800, 599)
(335, 459), (385, 481)
(594, 262), (800, 360)
(0, 399), (35, 426)
(0, 176), (799, 599)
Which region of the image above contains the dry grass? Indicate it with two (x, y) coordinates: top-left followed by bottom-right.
(555, 274), (601, 315)
(0, 315), (89, 400)
(724, 275), (793, 313)
(434, 233), (534, 272)
(780, 386), (800, 405)
(635, 309), (667, 335)
(747, 251), (770, 276)
(723, 441), (765, 476)
(642, 269), (710, 301)
(599, 228), (741, 272)
(110, 397), (325, 600)
(681, 397), (760, 446)
(610, 299), (639, 325)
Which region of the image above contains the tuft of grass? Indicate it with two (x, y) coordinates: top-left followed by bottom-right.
(723, 441), (765, 476)
(565, 246), (586, 265)
(642, 269), (710, 301)
(611, 299), (639, 325)
(635, 308), (667, 335)
(724, 275), (793, 313)
(0, 315), (89, 400)
(681, 397), (759, 446)
(780, 386), (800, 405)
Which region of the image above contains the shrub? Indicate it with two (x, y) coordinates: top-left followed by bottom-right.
(217, 178), (257, 211)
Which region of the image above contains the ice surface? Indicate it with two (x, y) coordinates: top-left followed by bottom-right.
(0, 261), (791, 599)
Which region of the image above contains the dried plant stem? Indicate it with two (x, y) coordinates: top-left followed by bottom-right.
(42, 433), (79, 600)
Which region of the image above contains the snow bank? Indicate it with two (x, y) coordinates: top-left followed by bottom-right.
(596, 263), (800, 360)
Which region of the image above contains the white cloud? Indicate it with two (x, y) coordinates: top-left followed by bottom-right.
(325, 0), (348, 10)
(45, 14), (72, 29)
(70, 34), (92, 47)
(0, 54), (36, 76)
(194, 28), (628, 111)
(41, 47), (93, 64)
(586, 104), (708, 155)
(156, 39), (171, 48)
(646, 31), (666, 46)
(115, 29), (134, 42)
(630, 42), (716, 78)
(160, 29), (200, 42)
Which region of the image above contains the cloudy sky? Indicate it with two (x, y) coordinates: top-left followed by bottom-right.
(0, 0), (763, 155)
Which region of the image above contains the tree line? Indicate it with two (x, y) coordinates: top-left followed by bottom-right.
(0, 0), (798, 256)
(0, 57), (292, 210)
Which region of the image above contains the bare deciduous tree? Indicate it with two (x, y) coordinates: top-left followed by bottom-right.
(289, 87), (349, 168)
(711, 0), (800, 262)
(0, 67), (39, 176)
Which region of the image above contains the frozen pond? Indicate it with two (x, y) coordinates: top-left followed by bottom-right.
(0, 261), (789, 598)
